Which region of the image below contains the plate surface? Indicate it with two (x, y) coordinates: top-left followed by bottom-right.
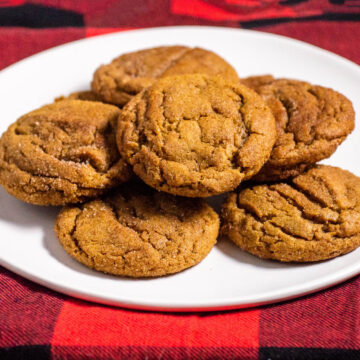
(0, 26), (359, 312)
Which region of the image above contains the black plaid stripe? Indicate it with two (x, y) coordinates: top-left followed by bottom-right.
(0, 4), (84, 28)
(0, 345), (51, 360)
(260, 347), (360, 360)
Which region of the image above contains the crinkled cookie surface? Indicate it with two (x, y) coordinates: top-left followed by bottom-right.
(0, 100), (132, 205)
(222, 165), (360, 262)
(55, 183), (219, 277)
(117, 74), (276, 197)
(243, 75), (355, 182)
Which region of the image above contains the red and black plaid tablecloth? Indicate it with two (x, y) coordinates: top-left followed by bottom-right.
(0, 1), (359, 359)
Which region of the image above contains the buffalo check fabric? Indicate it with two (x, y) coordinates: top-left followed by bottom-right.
(0, 1), (360, 359)
(1, 267), (359, 359)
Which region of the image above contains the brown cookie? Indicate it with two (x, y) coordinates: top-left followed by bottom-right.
(92, 46), (239, 106)
(242, 76), (355, 182)
(55, 90), (104, 103)
(117, 74), (276, 197)
(222, 165), (360, 262)
(55, 183), (219, 277)
(0, 100), (132, 205)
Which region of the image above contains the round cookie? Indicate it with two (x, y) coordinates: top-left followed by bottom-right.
(55, 183), (219, 277)
(117, 74), (276, 197)
(92, 46), (239, 106)
(242, 76), (355, 182)
(222, 165), (360, 262)
(0, 100), (132, 205)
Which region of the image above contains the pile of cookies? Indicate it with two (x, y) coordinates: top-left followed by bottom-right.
(1, 45), (359, 278)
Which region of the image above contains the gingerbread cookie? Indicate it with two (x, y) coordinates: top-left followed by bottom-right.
(242, 76), (355, 182)
(117, 74), (276, 197)
(222, 165), (360, 262)
(55, 183), (219, 277)
(92, 46), (239, 106)
(0, 100), (132, 205)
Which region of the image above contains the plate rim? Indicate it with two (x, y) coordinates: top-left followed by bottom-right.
(0, 25), (359, 312)
(1, 256), (359, 312)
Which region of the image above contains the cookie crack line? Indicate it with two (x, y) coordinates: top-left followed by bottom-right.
(110, 190), (192, 223)
(231, 198), (310, 242)
(16, 120), (119, 176)
(0, 155), (80, 192)
(71, 203), (132, 270)
(68, 207), (96, 267)
(5, 158), (105, 192)
(267, 219), (316, 242)
(235, 186), (353, 241)
(292, 177), (352, 212)
(277, 96), (292, 134)
(105, 198), (175, 263)
(157, 47), (192, 78)
(107, 200), (156, 241)
(154, 79), (251, 162)
(276, 93), (344, 147)
(107, 202), (191, 251)
(112, 47), (191, 95)
(269, 185), (342, 225)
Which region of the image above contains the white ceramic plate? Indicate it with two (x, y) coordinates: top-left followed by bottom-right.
(0, 26), (359, 312)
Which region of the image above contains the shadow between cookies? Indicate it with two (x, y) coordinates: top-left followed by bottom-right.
(0, 188), (58, 227)
(205, 192), (310, 270)
(216, 235), (313, 270)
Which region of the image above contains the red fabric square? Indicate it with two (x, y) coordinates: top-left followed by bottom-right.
(52, 299), (259, 348)
(171, 0), (295, 22)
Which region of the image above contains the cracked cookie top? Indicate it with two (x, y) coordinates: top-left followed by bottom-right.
(221, 165), (360, 262)
(242, 76), (355, 182)
(55, 183), (219, 277)
(0, 100), (132, 205)
(91, 46), (239, 106)
(117, 74), (276, 197)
